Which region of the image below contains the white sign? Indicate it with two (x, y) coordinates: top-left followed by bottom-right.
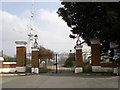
(110, 42), (119, 49)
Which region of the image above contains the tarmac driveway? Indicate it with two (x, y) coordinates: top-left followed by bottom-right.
(1, 73), (119, 88)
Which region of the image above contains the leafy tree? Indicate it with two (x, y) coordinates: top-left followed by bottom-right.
(57, 2), (120, 53)
(64, 53), (75, 67)
(3, 55), (16, 62)
(39, 46), (54, 60)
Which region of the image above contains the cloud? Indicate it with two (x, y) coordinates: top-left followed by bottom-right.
(1, 10), (29, 56)
(0, 10), (2, 51)
(1, 9), (76, 56)
(39, 9), (64, 26)
(1, 10), (29, 41)
(35, 9), (75, 52)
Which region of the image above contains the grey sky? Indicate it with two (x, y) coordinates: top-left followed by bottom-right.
(1, 2), (76, 57)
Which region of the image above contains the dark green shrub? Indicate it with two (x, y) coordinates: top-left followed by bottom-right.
(64, 53), (75, 67)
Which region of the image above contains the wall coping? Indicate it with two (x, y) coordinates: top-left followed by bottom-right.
(31, 47), (39, 51)
(15, 41), (27, 47)
(100, 62), (113, 64)
(3, 62), (16, 64)
(90, 38), (100, 44)
(75, 45), (83, 50)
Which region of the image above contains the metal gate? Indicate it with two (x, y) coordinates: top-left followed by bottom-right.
(39, 53), (75, 73)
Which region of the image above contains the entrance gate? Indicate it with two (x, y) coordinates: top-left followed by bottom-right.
(39, 53), (75, 73)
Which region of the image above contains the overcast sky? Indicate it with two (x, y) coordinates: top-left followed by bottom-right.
(0, 1), (78, 57)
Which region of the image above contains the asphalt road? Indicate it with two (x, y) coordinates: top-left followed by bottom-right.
(1, 73), (119, 88)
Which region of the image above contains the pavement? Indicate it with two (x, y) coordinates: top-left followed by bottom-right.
(0, 72), (119, 88)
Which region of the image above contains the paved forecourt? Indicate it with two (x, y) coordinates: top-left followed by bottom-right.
(1, 73), (119, 88)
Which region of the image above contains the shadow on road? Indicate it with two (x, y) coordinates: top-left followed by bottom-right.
(38, 71), (117, 79)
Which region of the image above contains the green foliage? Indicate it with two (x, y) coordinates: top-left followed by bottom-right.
(64, 53), (75, 67)
(4, 56), (9, 62)
(57, 2), (120, 53)
(26, 67), (31, 73)
(39, 67), (51, 73)
(83, 63), (92, 73)
(3, 55), (15, 62)
(26, 60), (31, 64)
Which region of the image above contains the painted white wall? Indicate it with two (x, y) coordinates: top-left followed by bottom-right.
(0, 68), (16, 73)
(16, 67), (26, 72)
(92, 66), (113, 72)
(31, 68), (39, 74)
(3, 62), (16, 64)
(75, 67), (83, 73)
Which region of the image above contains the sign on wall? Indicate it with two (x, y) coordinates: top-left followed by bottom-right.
(110, 41), (119, 49)
(113, 49), (120, 64)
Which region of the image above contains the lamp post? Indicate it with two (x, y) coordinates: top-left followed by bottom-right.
(31, 34), (39, 74)
(34, 34), (38, 73)
(34, 34), (38, 48)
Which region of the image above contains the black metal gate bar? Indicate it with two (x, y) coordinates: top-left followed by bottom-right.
(56, 54), (57, 73)
(39, 53), (75, 73)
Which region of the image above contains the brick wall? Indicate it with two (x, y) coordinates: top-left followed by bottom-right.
(0, 62), (16, 68)
(91, 44), (101, 66)
(31, 51), (39, 68)
(100, 62), (117, 67)
(91, 43), (117, 68)
(16, 47), (26, 66)
(76, 49), (83, 67)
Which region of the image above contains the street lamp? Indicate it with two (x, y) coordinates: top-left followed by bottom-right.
(34, 34), (38, 48)
(76, 35), (81, 45)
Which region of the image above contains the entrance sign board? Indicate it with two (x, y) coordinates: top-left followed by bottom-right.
(110, 41), (119, 49)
